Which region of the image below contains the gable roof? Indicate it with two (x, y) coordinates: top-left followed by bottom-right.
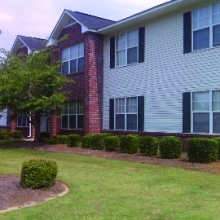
(11, 35), (45, 55)
(47, 9), (115, 46)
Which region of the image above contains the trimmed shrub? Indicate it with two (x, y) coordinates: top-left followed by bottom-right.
(46, 137), (58, 145)
(67, 134), (81, 147)
(119, 134), (140, 154)
(57, 135), (68, 144)
(0, 131), (10, 140)
(159, 136), (182, 159)
(212, 137), (220, 159)
(81, 134), (95, 148)
(11, 130), (22, 139)
(140, 136), (159, 156)
(38, 132), (50, 142)
(90, 134), (104, 150)
(104, 136), (120, 151)
(21, 159), (58, 190)
(187, 138), (218, 163)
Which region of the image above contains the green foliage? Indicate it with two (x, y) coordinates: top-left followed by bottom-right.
(187, 138), (218, 163)
(38, 132), (50, 142)
(0, 130), (10, 140)
(11, 130), (23, 139)
(119, 134), (140, 154)
(21, 159), (58, 190)
(90, 134), (105, 150)
(0, 48), (73, 141)
(140, 136), (159, 156)
(104, 136), (120, 151)
(57, 135), (68, 144)
(212, 137), (220, 159)
(67, 134), (81, 147)
(159, 136), (182, 159)
(81, 134), (95, 148)
(46, 137), (58, 145)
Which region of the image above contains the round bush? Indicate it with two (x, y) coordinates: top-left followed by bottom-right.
(159, 136), (182, 159)
(56, 135), (68, 144)
(140, 136), (159, 156)
(21, 159), (58, 190)
(67, 134), (81, 147)
(46, 137), (58, 145)
(90, 134), (104, 150)
(187, 138), (218, 163)
(119, 134), (140, 154)
(0, 131), (10, 140)
(212, 137), (220, 159)
(11, 130), (22, 139)
(104, 136), (120, 151)
(81, 134), (95, 148)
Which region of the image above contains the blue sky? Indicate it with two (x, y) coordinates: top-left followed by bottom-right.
(0, 0), (167, 51)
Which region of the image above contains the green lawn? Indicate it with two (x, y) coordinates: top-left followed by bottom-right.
(0, 143), (220, 220)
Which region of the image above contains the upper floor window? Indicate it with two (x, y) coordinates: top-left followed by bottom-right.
(192, 3), (220, 51)
(116, 30), (138, 67)
(62, 43), (84, 75)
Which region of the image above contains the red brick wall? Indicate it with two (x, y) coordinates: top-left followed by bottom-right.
(84, 32), (103, 134)
(51, 24), (104, 136)
(16, 47), (28, 55)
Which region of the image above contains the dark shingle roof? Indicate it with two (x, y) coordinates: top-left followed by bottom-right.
(66, 10), (116, 30)
(18, 36), (45, 51)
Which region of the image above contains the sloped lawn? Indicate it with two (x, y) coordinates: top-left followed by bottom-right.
(0, 143), (220, 220)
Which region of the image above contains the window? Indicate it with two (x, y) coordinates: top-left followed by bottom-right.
(62, 43), (84, 75)
(61, 101), (83, 129)
(116, 30), (138, 67)
(192, 3), (220, 51)
(191, 90), (220, 133)
(17, 115), (29, 127)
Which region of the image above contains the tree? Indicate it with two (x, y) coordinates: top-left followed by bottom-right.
(0, 47), (73, 141)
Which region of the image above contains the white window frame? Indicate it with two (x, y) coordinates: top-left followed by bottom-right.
(61, 101), (83, 129)
(191, 90), (220, 134)
(114, 97), (138, 131)
(62, 43), (84, 75)
(115, 29), (138, 67)
(192, 3), (220, 51)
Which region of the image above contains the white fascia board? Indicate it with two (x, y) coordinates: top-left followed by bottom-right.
(47, 10), (89, 46)
(97, 0), (183, 34)
(11, 36), (32, 55)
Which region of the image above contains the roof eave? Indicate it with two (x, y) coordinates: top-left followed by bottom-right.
(11, 36), (32, 55)
(97, 0), (194, 35)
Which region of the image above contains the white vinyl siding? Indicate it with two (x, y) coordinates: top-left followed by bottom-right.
(103, 2), (220, 133)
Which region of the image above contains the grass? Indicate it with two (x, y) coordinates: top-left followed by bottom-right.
(0, 143), (220, 219)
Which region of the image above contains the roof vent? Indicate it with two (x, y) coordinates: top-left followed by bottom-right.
(66, 17), (76, 27)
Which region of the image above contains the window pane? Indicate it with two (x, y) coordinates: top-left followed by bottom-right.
(193, 28), (209, 50)
(115, 98), (125, 113)
(127, 30), (138, 48)
(193, 113), (209, 133)
(116, 114), (125, 129)
(78, 43), (84, 57)
(126, 97), (137, 113)
(78, 115), (84, 129)
(116, 50), (126, 66)
(78, 57), (84, 72)
(70, 46), (77, 59)
(70, 59), (77, 74)
(193, 91), (209, 111)
(116, 34), (126, 50)
(62, 62), (68, 75)
(127, 47), (138, 64)
(212, 3), (220, 24)
(213, 25), (220, 46)
(213, 113), (220, 133)
(61, 116), (68, 128)
(62, 48), (68, 60)
(69, 115), (76, 129)
(213, 90), (220, 111)
(127, 114), (137, 130)
(69, 102), (76, 114)
(77, 102), (83, 114)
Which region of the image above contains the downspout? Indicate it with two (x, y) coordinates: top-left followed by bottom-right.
(27, 115), (31, 138)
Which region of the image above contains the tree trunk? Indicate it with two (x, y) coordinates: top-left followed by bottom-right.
(34, 123), (41, 142)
